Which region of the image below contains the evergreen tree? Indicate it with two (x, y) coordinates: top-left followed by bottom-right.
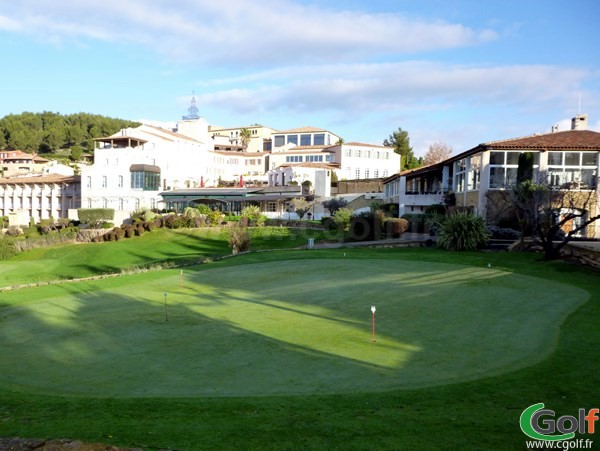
(383, 127), (417, 170)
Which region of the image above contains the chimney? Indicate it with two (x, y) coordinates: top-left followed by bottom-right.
(571, 114), (588, 131)
(551, 124), (559, 133)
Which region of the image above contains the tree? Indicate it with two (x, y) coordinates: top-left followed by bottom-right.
(290, 197), (312, 219)
(423, 142), (452, 166)
(512, 175), (600, 260)
(383, 127), (417, 170)
(239, 128), (252, 151)
(335, 137), (344, 145)
(322, 197), (348, 215)
(77, 208), (115, 228)
(70, 145), (83, 161)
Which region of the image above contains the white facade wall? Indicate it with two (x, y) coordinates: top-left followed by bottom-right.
(81, 121), (213, 213)
(330, 144), (401, 180)
(0, 177), (81, 224)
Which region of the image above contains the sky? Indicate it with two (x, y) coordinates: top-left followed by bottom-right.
(1, 0), (599, 157)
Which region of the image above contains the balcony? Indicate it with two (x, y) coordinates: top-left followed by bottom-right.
(402, 192), (446, 207)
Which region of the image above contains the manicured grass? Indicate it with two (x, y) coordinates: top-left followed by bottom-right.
(0, 226), (330, 287)
(0, 257), (586, 397)
(0, 245), (598, 449)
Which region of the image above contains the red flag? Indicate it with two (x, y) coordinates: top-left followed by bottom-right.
(200, 176), (205, 188)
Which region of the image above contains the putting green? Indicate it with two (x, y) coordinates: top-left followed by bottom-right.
(0, 258), (588, 397)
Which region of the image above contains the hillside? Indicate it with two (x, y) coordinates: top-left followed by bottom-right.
(0, 111), (140, 154)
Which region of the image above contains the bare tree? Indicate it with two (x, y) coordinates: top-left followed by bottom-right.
(512, 174), (600, 260)
(423, 142), (453, 166)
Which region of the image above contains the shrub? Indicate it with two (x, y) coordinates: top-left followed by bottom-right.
(320, 216), (336, 230)
(349, 211), (385, 241)
(436, 212), (491, 251)
(229, 225), (250, 254)
(385, 218), (409, 238)
(425, 204), (447, 216)
(487, 226), (521, 240)
(401, 214), (426, 233)
(0, 238), (17, 260)
(333, 208), (353, 232)
(206, 210), (225, 227)
(125, 226), (136, 238)
(241, 205), (265, 227)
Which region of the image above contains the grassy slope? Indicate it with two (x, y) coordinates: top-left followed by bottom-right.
(0, 242), (597, 449)
(0, 227), (327, 287)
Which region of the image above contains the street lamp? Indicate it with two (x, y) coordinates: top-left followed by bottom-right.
(371, 305), (376, 343)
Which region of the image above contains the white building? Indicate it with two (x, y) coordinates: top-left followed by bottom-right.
(0, 174), (81, 225)
(327, 142), (400, 181)
(80, 119), (213, 218)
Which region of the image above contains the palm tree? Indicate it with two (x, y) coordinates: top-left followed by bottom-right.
(240, 128), (252, 151)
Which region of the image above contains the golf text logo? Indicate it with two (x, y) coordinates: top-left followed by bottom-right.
(520, 403), (599, 441)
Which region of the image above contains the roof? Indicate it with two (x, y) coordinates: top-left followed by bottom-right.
(482, 129), (600, 150)
(382, 129), (600, 183)
(0, 174), (80, 185)
(275, 146), (336, 153)
(279, 162), (340, 169)
(343, 142), (390, 149)
(274, 126), (331, 134)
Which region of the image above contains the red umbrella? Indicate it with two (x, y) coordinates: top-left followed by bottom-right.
(239, 174), (244, 187)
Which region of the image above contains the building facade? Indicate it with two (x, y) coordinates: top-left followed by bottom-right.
(0, 174), (81, 225)
(383, 115), (600, 237)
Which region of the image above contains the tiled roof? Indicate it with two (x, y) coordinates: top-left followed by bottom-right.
(483, 130), (600, 150)
(0, 174), (80, 185)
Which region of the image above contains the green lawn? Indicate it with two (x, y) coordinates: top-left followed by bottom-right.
(0, 242), (598, 449)
(0, 227), (328, 287)
(0, 257), (587, 398)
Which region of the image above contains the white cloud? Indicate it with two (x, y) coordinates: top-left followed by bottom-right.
(0, 0), (498, 65)
(0, 14), (21, 31)
(192, 61), (591, 118)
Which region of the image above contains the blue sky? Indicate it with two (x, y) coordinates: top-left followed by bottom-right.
(1, 0), (599, 157)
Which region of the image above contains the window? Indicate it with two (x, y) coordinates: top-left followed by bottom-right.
(374, 169), (379, 178)
(314, 134), (325, 146)
(355, 168), (360, 179)
(364, 169), (370, 179)
(86, 176), (92, 188)
(266, 202), (277, 212)
(130, 168), (160, 191)
(488, 151), (539, 190)
(287, 135), (298, 146)
(285, 156), (303, 163)
(345, 149), (351, 157)
(274, 135), (285, 147)
(118, 175), (123, 188)
(300, 134), (311, 146)
(356, 149), (361, 158)
(118, 198), (124, 210)
(103, 198), (108, 208)
(135, 199), (140, 210)
(306, 155), (323, 162)
(102, 176), (107, 188)
(548, 151), (597, 190)
(383, 169), (389, 177)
